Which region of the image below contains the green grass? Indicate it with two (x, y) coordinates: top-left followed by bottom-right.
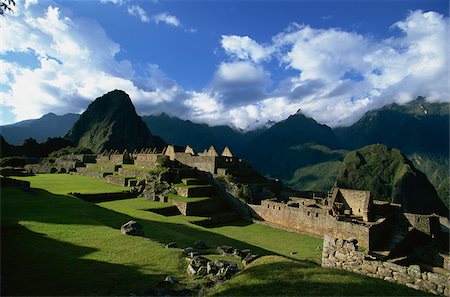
(166, 193), (212, 203)
(15, 174), (128, 194)
(208, 256), (427, 296)
(1, 174), (427, 296)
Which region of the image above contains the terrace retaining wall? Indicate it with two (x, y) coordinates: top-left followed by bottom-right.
(321, 236), (449, 296)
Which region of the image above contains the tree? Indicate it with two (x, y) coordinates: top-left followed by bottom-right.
(0, 0), (15, 16)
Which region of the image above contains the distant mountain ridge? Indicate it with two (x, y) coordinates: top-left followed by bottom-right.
(142, 113), (258, 155)
(334, 97), (449, 155)
(0, 113), (80, 145)
(334, 97), (450, 208)
(66, 90), (165, 152)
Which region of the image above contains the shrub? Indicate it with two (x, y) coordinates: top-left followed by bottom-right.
(0, 156), (27, 167)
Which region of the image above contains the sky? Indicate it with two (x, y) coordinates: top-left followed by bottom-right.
(0, 0), (448, 130)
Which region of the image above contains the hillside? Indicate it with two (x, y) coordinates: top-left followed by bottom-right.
(336, 144), (448, 216)
(242, 112), (342, 179)
(66, 90), (165, 152)
(0, 113), (80, 145)
(334, 97), (450, 208)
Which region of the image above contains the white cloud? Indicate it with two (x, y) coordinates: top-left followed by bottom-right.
(127, 5), (149, 23)
(218, 10), (449, 128)
(209, 61), (270, 106)
(100, 0), (126, 5)
(0, 5), (186, 122)
(1, 6), (448, 132)
(221, 35), (273, 63)
(24, 0), (39, 10)
(153, 12), (181, 27)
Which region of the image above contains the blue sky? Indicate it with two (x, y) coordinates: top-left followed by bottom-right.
(0, 0), (448, 129)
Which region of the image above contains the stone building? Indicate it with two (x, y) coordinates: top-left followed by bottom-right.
(249, 187), (442, 252)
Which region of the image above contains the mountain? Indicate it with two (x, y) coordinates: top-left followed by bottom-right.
(336, 144), (448, 216)
(242, 111), (342, 179)
(142, 113), (253, 155)
(0, 113), (80, 145)
(334, 97), (449, 208)
(66, 90), (165, 152)
(334, 97), (449, 155)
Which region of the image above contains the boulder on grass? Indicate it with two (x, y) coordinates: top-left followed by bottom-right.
(242, 254), (259, 266)
(165, 242), (177, 248)
(120, 220), (144, 236)
(216, 245), (233, 255)
(194, 240), (208, 250)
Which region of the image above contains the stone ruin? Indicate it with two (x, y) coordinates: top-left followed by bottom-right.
(322, 236), (449, 296)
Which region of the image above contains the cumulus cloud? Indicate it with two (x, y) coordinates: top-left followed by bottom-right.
(1, 6), (448, 131)
(221, 35), (273, 63)
(153, 12), (181, 27)
(0, 5), (187, 122)
(219, 10), (449, 128)
(209, 61), (270, 106)
(127, 5), (149, 23)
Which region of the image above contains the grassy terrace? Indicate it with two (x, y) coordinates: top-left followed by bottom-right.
(166, 193), (211, 203)
(15, 174), (128, 194)
(1, 174), (424, 296)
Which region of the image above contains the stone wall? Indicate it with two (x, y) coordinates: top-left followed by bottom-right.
(174, 153), (217, 174)
(175, 185), (214, 197)
(250, 200), (372, 249)
(134, 154), (160, 168)
(170, 198), (225, 216)
(322, 236), (449, 296)
(117, 168), (153, 179)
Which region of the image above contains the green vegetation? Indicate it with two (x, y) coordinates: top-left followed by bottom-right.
(15, 174), (128, 194)
(208, 256), (426, 296)
(0, 156), (27, 167)
(2, 174), (429, 296)
(65, 90), (164, 152)
(336, 144), (447, 216)
(288, 160), (342, 192)
(166, 193), (211, 203)
(236, 184), (252, 203)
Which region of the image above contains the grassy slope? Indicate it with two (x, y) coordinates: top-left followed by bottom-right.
(1, 174), (424, 296)
(209, 256), (426, 296)
(15, 174), (128, 194)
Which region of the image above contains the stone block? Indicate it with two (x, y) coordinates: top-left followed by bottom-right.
(384, 276), (394, 282)
(383, 262), (407, 273)
(406, 283), (420, 291)
(444, 285), (449, 296)
(407, 265), (421, 279)
(187, 264), (197, 275)
(323, 235), (336, 247)
(321, 259), (335, 268)
(343, 242), (356, 252)
(343, 261), (360, 270)
(335, 251), (347, 261)
(361, 263), (378, 274)
(436, 285), (444, 295)
(415, 279), (437, 292)
(393, 271), (414, 284)
(377, 267), (393, 278)
(427, 272), (448, 287)
(336, 239), (344, 248)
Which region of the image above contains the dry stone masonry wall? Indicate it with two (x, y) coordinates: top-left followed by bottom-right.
(321, 236), (449, 296)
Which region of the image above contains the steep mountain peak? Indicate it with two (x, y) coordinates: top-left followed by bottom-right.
(66, 90), (165, 152)
(336, 144), (448, 216)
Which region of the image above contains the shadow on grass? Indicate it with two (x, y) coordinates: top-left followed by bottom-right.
(1, 225), (166, 296)
(209, 259), (431, 296)
(1, 187), (286, 295)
